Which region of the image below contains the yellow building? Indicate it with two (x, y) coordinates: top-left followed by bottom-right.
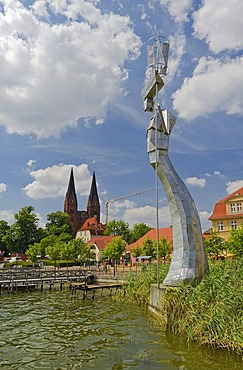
(209, 187), (243, 240)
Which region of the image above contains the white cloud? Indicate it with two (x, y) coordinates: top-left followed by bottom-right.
(185, 177), (206, 188)
(123, 205), (171, 229)
(193, 0), (243, 53)
(26, 160), (37, 170)
(159, 0), (192, 23)
(199, 210), (211, 232)
(226, 180), (243, 194)
(107, 199), (136, 220)
(0, 183), (7, 193)
(165, 32), (186, 83)
(31, 0), (49, 18)
(0, 0), (141, 137)
(0, 210), (14, 224)
(205, 171), (223, 177)
(23, 163), (92, 199)
(173, 56), (243, 120)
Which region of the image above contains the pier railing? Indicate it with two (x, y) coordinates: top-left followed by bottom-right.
(0, 268), (93, 292)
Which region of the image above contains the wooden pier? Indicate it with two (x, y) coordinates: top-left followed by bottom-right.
(70, 281), (123, 300)
(0, 268), (94, 294)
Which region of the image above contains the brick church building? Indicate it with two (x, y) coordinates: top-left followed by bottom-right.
(64, 168), (103, 236)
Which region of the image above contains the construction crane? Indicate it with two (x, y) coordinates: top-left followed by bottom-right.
(105, 189), (153, 224)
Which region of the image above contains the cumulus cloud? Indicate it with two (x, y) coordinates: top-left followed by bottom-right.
(23, 163), (92, 199)
(158, 0), (193, 23)
(0, 0), (141, 137)
(0, 183), (7, 193)
(107, 199), (135, 220)
(185, 177), (206, 188)
(0, 210), (14, 224)
(173, 56), (243, 120)
(226, 180), (243, 194)
(165, 32), (187, 82)
(199, 210), (211, 231)
(193, 0), (243, 53)
(123, 205), (171, 228)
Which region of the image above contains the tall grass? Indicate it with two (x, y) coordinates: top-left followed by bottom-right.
(114, 259), (243, 355)
(114, 263), (169, 304)
(161, 258), (243, 355)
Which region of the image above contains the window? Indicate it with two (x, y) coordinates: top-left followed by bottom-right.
(230, 204), (236, 212)
(237, 203), (242, 212)
(231, 220), (237, 229)
(218, 222), (223, 231)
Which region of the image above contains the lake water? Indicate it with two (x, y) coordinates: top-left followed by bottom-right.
(0, 289), (242, 369)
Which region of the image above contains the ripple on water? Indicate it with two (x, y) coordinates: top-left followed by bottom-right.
(0, 290), (242, 370)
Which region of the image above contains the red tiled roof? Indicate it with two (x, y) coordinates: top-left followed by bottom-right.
(126, 227), (173, 251)
(86, 236), (115, 251)
(209, 187), (243, 220)
(79, 217), (105, 232)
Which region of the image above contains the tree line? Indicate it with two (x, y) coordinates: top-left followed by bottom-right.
(0, 206), (155, 266)
(0, 206), (242, 267)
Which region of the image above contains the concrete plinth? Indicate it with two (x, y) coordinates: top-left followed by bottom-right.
(149, 284), (167, 325)
(149, 283), (166, 311)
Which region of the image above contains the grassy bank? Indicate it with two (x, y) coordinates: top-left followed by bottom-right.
(114, 259), (243, 355)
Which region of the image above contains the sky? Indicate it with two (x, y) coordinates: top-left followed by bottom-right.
(0, 0), (242, 232)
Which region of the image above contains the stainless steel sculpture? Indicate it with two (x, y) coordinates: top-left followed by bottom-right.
(143, 36), (208, 286)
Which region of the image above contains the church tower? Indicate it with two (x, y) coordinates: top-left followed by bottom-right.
(87, 171), (100, 222)
(64, 168), (80, 236)
(64, 169), (101, 236)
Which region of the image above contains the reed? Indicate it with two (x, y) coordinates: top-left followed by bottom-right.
(114, 259), (243, 355)
(114, 263), (169, 304)
(161, 258), (243, 355)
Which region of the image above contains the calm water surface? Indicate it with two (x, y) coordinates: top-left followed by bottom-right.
(0, 289), (241, 370)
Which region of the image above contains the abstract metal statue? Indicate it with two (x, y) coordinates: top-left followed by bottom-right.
(142, 36), (208, 286)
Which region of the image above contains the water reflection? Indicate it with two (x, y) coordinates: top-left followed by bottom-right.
(0, 290), (241, 369)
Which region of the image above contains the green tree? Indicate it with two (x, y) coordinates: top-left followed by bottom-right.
(45, 233), (72, 267)
(3, 206), (39, 253)
(142, 237), (156, 259)
(60, 240), (77, 267)
(76, 239), (95, 264)
(104, 219), (131, 243)
(130, 223), (152, 243)
(103, 236), (126, 275)
(131, 245), (143, 258)
(204, 231), (226, 260)
(45, 211), (72, 236)
(26, 243), (40, 264)
(227, 226), (243, 257)
(158, 237), (171, 263)
(38, 235), (56, 259)
(46, 242), (61, 267)
(0, 220), (10, 254)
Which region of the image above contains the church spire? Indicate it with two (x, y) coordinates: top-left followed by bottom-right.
(87, 171), (100, 222)
(64, 168), (79, 235)
(66, 167), (77, 202)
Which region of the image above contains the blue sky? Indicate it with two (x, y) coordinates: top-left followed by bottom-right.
(0, 0), (242, 232)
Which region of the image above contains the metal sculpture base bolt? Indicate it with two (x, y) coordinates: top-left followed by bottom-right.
(147, 104), (208, 286)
